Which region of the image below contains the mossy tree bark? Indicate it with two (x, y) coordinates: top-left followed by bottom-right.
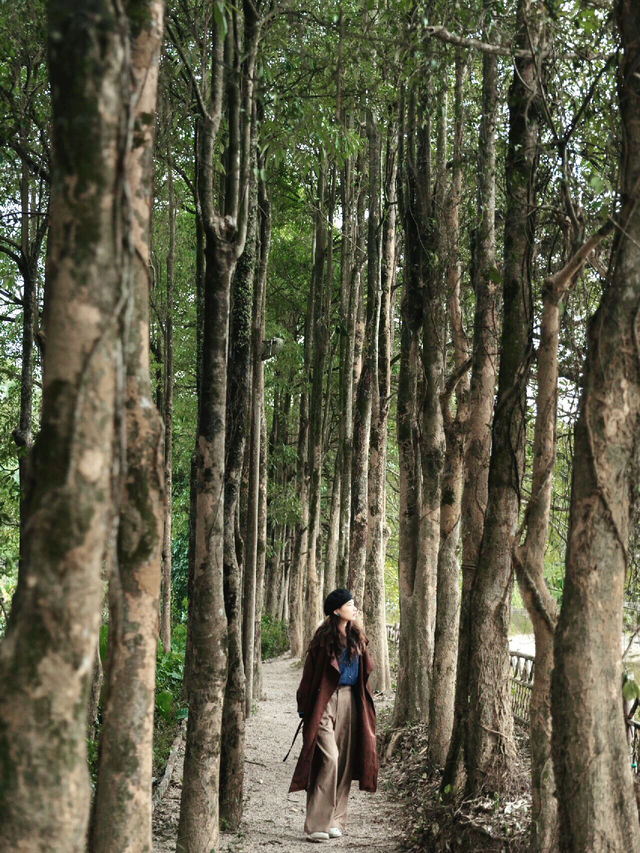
(90, 6), (165, 851)
(551, 5), (640, 848)
(0, 0), (130, 847)
(465, 0), (544, 794)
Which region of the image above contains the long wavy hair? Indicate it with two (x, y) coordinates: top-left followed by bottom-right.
(311, 613), (367, 662)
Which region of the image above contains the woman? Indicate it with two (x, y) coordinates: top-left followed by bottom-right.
(289, 588), (378, 843)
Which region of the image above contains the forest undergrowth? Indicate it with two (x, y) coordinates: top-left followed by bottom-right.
(381, 715), (531, 852)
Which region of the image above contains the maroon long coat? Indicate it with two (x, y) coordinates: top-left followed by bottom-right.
(288, 635), (378, 794)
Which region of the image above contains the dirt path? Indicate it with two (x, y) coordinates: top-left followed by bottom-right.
(153, 653), (402, 852)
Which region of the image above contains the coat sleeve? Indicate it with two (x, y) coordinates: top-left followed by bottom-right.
(296, 643), (319, 715)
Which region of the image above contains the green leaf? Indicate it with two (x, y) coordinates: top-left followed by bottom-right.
(587, 173), (604, 194)
(623, 679), (640, 701)
(213, 0), (228, 41)
(156, 689), (174, 717)
(176, 708), (189, 720)
(99, 624), (109, 663)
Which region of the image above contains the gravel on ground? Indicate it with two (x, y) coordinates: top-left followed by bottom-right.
(153, 652), (402, 853)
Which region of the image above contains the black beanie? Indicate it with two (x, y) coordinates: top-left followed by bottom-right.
(323, 588), (353, 616)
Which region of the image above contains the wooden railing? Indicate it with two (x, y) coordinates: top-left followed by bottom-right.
(386, 626), (640, 774)
(509, 650), (535, 725)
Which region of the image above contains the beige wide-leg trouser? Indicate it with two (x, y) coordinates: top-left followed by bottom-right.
(304, 684), (357, 834)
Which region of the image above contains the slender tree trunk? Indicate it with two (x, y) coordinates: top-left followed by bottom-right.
(289, 234), (314, 655)
(178, 2), (259, 845)
(160, 141), (175, 653)
(244, 169), (269, 706)
(14, 160), (37, 571)
(393, 88), (430, 726)
(304, 161), (330, 646)
(0, 2), (131, 847)
(254, 389), (268, 698)
(429, 52), (469, 768)
(465, 0), (544, 794)
(348, 114), (381, 610)
(443, 28), (499, 796)
(219, 190), (256, 830)
(185, 139), (206, 697)
(90, 7), (165, 850)
(363, 122), (396, 695)
(552, 6), (640, 847)
(324, 451), (341, 598)
(336, 183), (353, 588)
(513, 227), (611, 851)
(337, 160), (364, 589)
(265, 387), (289, 617)
(179, 230), (236, 853)
(251, 175), (271, 701)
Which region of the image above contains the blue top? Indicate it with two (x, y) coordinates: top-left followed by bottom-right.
(338, 647), (360, 685)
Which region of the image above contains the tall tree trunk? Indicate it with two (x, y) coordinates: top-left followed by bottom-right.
(178, 1), (260, 845)
(337, 158), (364, 589)
(247, 173), (270, 702)
(289, 244), (314, 655)
(219, 189), (257, 830)
(304, 161), (330, 647)
(443, 26), (499, 796)
(394, 71), (447, 727)
(465, 0), (544, 794)
(14, 159), (37, 572)
(348, 115), (381, 610)
(429, 51), (469, 768)
(179, 224), (236, 853)
(265, 387), (290, 617)
(253, 388), (268, 698)
(0, 1), (131, 847)
(393, 87), (430, 726)
(363, 122), (396, 695)
(242, 214), (261, 712)
(552, 5), (640, 848)
(324, 451), (341, 598)
(160, 140), (175, 653)
(513, 226), (611, 851)
(90, 6), (165, 850)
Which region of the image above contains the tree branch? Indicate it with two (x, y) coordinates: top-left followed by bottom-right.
(547, 219), (614, 301)
(166, 20), (212, 123)
(425, 25), (532, 58)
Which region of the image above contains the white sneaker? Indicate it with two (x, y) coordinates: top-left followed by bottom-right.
(328, 827), (342, 838)
(306, 831), (330, 842)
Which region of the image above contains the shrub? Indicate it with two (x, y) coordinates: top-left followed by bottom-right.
(261, 612), (289, 660)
